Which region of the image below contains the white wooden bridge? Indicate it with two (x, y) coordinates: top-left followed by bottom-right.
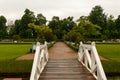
(30, 42), (107, 80)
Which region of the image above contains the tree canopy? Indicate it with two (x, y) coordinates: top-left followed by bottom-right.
(28, 23), (55, 42)
(1, 5), (120, 42)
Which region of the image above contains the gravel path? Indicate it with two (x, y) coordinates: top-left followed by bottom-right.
(16, 42), (77, 60)
(16, 42), (108, 61)
(48, 42), (77, 59)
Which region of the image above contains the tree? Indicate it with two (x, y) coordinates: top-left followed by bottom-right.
(20, 9), (35, 38)
(12, 35), (20, 41)
(0, 16), (7, 39)
(35, 13), (47, 25)
(106, 15), (116, 39)
(48, 16), (61, 39)
(0, 16), (7, 29)
(14, 20), (21, 35)
(63, 30), (83, 42)
(64, 17), (101, 42)
(115, 15), (120, 38)
(25, 29), (33, 38)
(88, 5), (107, 33)
(61, 16), (75, 36)
(28, 23), (55, 42)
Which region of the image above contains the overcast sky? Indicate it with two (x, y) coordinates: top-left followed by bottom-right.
(0, 0), (120, 22)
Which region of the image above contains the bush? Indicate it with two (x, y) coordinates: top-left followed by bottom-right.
(12, 35), (20, 41)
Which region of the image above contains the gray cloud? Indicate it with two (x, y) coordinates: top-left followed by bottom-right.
(0, 0), (120, 21)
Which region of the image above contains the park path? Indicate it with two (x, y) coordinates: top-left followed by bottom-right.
(16, 42), (77, 60)
(16, 42), (108, 61)
(48, 42), (77, 59)
(16, 42), (109, 61)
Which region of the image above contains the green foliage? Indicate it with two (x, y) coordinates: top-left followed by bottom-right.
(48, 16), (62, 39)
(1, 7), (120, 40)
(64, 17), (101, 42)
(114, 15), (120, 38)
(25, 29), (33, 38)
(12, 35), (20, 41)
(63, 30), (83, 42)
(88, 5), (107, 30)
(0, 29), (7, 39)
(0, 16), (7, 39)
(14, 19), (22, 35)
(61, 17), (75, 35)
(0, 16), (7, 29)
(28, 23), (55, 42)
(20, 9), (35, 38)
(35, 13), (47, 25)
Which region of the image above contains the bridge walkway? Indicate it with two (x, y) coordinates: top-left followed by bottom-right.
(39, 42), (95, 80)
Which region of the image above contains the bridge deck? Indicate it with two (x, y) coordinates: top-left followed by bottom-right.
(39, 59), (95, 80)
(39, 42), (95, 80)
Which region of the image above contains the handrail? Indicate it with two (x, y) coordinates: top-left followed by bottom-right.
(30, 41), (48, 80)
(78, 42), (107, 80)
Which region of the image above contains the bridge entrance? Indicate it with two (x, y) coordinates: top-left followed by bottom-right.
(39, 42), (95, 80)
(30, 42), (107, 80)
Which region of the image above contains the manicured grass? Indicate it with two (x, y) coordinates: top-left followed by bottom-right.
(0, 43), (32, 74)
(0, 42), (55, 74)
(0, 44), (32, 60)
(96, 44), (120, 79)
(96, 44), (120, 62)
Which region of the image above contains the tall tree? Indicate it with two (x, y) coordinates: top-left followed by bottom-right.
(35, 13), (47, 25)
(61, 16), (75, 36)
(64, 17), (101, 42)
(106, 15), (116, 39)
(0, 16), (7, 39)
(115, 15), (120, 38)
(0, 16), (7, 29)
(14, 20), (21, 35)
(20, 9), (35, 38)
(88, 5), (107, 33)
(48, 16), (61, 39)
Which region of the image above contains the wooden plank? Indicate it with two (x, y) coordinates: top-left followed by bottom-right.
(39, 59), (96, 80)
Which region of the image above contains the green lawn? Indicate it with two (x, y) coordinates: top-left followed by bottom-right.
(0, 44), (32, 74)
(96, 44), (120, 62)
(96, 44), (120, 79)
(0, 44), (32, 60)
(0, 42), (55, 74)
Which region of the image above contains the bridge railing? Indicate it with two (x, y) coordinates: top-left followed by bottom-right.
(30, 41), (48, 80)
(78, 42), (107, 80)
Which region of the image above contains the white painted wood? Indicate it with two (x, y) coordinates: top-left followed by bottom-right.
(30, 41), (48, 80)
(78, 42), (107, 80)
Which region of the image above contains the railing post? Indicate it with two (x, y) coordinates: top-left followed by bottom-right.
(78, 41), (107, 80)
(30, 42), (40, 80)
(44, 41), (48, 62)
(91, 42), (107, 80)
(30, 41), (49, 80)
